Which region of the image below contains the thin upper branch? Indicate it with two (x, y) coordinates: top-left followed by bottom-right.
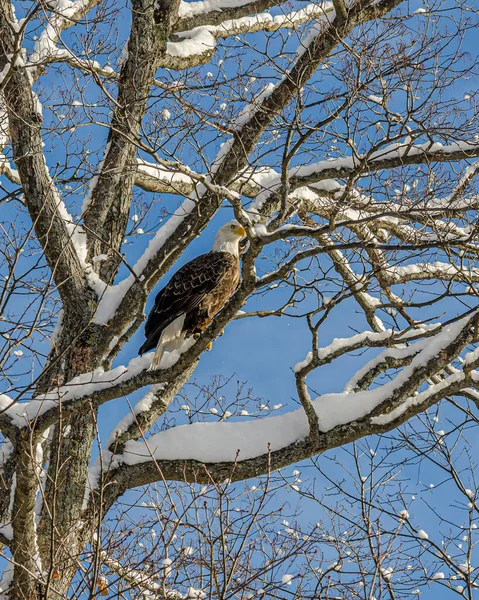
(0, 0), (89, 313)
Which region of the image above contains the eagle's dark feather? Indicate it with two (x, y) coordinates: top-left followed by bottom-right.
(139, 251), (240, 355)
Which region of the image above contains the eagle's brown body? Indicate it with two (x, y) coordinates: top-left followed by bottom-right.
(139, 251), (240, 356)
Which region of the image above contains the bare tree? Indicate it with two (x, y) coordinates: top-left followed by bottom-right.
(0, 0), (479, 597)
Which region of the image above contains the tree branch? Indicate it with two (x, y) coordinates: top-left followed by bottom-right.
(83, 0), (181, 282)
(0, 1), (89, 313)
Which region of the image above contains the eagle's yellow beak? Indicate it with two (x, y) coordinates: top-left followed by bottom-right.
(233, 225), (246, 238)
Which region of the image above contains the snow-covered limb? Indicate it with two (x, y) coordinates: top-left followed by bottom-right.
(105, 363), (194, 453)
(345, 343), (423, 393)
(446, 160), (479, 203)
(385, 262), (479, 284)
(290, 140), (479, 184)
(135, 159), (197, 196)
(135, 158), (277, 199)
(0, 154), (19, 184)
(92, 314), (479, 501)
(100, 551), (163, 595)
(28, 0), (102, 70)
(1, 343), (194, 429)
(294, 329), (395, 373)
(371, 369), (466, 426)
(293, 326), (441, 375)
(99, 358), (474, 503)
(251, 139), (479, 215)
(175, 0), (288, 30)
(167, 2), (334, 65)
(294, 315), (473, 404)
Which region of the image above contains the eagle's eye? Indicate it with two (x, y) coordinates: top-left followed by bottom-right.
(230, 224), (235, 229)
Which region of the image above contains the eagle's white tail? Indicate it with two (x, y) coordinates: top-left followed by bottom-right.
(148, 314), (186, 371)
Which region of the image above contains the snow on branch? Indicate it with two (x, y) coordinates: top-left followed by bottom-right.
(100, 551), (162, 596)
(135, 158), (277, 200)
(135, 159), (197, 196)
(106, 384), (166, 450)
(178, 0), (267, 20)
(250, 139), (479, 217)
(28, 0), (101, 69)
(86, 312), (479, 499)
(289, 140), (479, 186)
(294, 329), (395, 373)
(92, 193), (198, 324)
(168, 2), (334, 63)
(0, 342), (194, 429)
(385, 262), (479, 284)
(0, 154), (19, 184)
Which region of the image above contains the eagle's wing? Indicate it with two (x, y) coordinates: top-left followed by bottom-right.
(142, 252), (235, 351)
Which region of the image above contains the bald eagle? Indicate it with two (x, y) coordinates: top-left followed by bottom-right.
(139, 221), (246, 369)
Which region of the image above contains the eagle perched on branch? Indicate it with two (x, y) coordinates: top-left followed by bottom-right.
(139, 221), (246, 368)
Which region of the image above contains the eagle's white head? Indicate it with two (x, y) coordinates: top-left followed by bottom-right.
(212, 220), (246, 257)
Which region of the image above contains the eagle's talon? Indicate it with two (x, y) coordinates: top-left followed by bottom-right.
(219, 329), (224, 337)
(206, 341), (213, 351)
(193, 333), (201, 340)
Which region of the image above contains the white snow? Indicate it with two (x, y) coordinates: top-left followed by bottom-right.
(106, 384), (166, 448)
(4, 346), (190, 429)
(170, 3), (334, 60)
(417, 530), (429, 540)
(290, 139), (479, 181)
(281, 574), (293, 585)
(388, 261), (479, 284)
(0, 441), (13, 469)
(0, 524), (12, 541)
(234, 83), (276, 131)
(368, 95), (383, 105)
(167, 28), (216, 58)
(186, 588), (206, 599)
(73, 312), (479, 486)
(432, 572), (445, 580)
(28, 0), (80, 66)
(81, 141), (111, 214)
(136, 158), (195, 187)
(92, 254), (108, 263)
(178, 0), (256, 19)
(93, 195), (197, 324)
(294, 329), (393, 372)
(120, 406), (308, 464)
